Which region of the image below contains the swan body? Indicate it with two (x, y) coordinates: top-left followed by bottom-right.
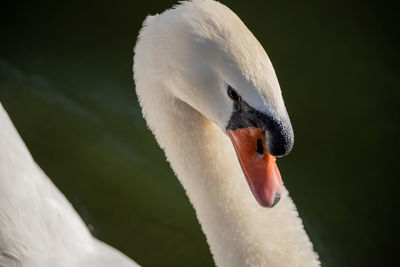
(0, 103), (138, 267)
(134, 0), (320, 266)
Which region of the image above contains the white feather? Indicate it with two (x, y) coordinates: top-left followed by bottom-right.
(134, 1), (320, 266)
(0, 103), (138, 267)
(0, 1), (320, 266)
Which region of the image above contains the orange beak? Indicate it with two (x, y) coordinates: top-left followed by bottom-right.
(228, 127), (283, 207)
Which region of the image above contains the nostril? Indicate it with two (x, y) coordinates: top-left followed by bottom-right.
(256, 139), (264, 155)
(272, 192), (281, 207)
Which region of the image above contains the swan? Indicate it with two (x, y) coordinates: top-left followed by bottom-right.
(0, 1), (319, 266)
(0, 103), (138, 266)
(133, 0), (320, 266)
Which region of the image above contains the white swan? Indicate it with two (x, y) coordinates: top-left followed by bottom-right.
(134, 0), (320, 266)
(0, 1), (319, 266)
(0, 103), (138, 266)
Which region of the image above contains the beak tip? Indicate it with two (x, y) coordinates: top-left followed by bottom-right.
(271, 192), (281, 207)
(256, 191), (281, 208)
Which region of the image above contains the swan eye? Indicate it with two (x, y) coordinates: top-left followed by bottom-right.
(227, 85), (240, 101)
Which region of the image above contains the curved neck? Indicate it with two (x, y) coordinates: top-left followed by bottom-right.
(139, 90), (319, 266)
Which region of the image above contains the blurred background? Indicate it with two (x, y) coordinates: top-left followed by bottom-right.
(0, 0), (398, 266)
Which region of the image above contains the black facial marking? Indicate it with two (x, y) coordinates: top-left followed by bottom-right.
(226, 90), (294, 157)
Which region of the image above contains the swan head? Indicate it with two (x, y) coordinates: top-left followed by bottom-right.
(135, 0), (294, 207)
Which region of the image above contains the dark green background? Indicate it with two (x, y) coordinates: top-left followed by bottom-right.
(0, 0), (398, 266)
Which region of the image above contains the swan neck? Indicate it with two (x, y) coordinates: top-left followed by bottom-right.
(139, 94), (319, 267)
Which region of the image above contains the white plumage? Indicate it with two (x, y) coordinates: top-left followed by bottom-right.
(0, 103), (138, 266)
(0, 0), (320, 266)
(134, 0), (320, 266)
